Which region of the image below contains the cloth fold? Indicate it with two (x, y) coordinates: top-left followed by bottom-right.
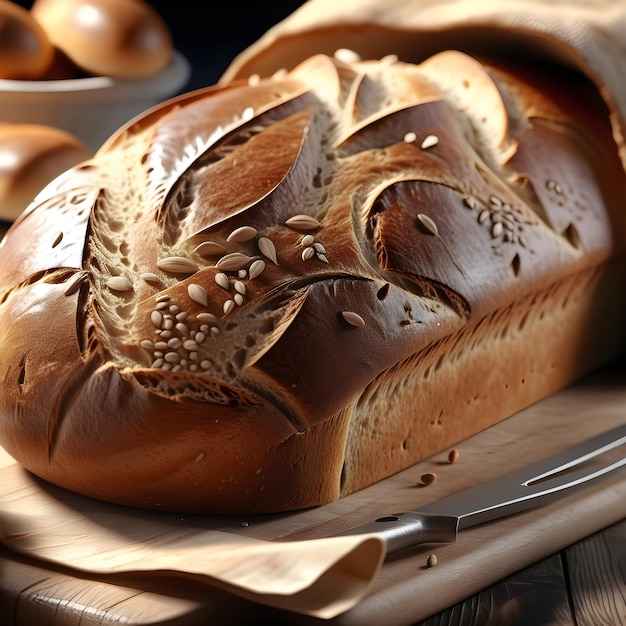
(0, 448), (384, 619)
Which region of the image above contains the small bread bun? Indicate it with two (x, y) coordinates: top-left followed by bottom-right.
(30, 0), (173, 78)
(0, 123), (92, 221)
(0, 1), (54, 79)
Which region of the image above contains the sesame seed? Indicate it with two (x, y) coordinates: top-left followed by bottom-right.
(491, 222), (504, 238)
(63, 271), (87, 296)
(194, 241), (227, 257)
(195, 331), (206, 343)
(156, 301), (169, 310)
(188, 283), (209, 306)
(301, 234), (315, 247)
(223, 300), (235, 315)
(164, 352), (180, 363)
(302, 246), (315, 261)
(463, 196), (477, 210)
(176, 311), (189, 321)
(242, 106), (254, 120)
(233, 280), (246, 295)
(285, 214), (321, 231)
(234, 293), (244, 306)
(258, 237), (278, 265)
(52, 232), (63, 248)
(157, 256), (198, 274)
(316, 253), (329, 263)
(196, 312), (217, 323)
(168, 304), (180, 314)
(216, 252), (252, 271)
(227, 225), (258, 243)
(420, 134), (439, 149)
(163, 318), (174, 330)
(215, 272), (230, 290)
(448, 448), (460, 464)
(417, 213), (440, 237)
(140, 340), (154, 350)
(342, 311), (365, 327)
(403, 132), (417, 143)
(156, 294), (170, 302)
(183, 340), (199, 351)
(175, 322), (189, 334)
(168, 338), (182, 349)
(154, 341), (169, 350)
(141, 272), (161, 284)
(151, 358), (164, 368)
(200, 360), (211, 369)
(248, 259), (265, 280)
(151, 310), (163, 328)
(313, 242), (326, 254)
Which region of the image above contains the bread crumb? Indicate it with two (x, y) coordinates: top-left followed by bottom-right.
(420, 472), (437, 486)
(426, 554), (438, 567)
(241, 521), (249, 527)
(448, 448), (460, 464)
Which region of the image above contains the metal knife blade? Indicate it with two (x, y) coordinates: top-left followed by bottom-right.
(335, 423), (626, 555)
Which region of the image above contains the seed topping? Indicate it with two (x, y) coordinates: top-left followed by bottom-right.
(63, 271), (87, 296)
(157, 256), (198, 274)
(248, 259), (265, 280)
(194, 241), (228, 257)
(227, 225), (258, 243)
(285, 214), (321, 231)
(258, 237), (278, 265)
(216, 252), (252, 271)
(342, 311), (366, 327)
(188, 283), (208, 306)
(420, 134), (439, 149)
(106, 276), (133, 292)
(417, 213), (440, 237)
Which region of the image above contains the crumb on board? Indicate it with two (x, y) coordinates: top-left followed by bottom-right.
(419, 472), (437, 486)
(426, 554), (438, 568)
(448, 448), (460, 464)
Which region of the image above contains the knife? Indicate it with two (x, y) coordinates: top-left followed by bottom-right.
(335, 423), (626, 555)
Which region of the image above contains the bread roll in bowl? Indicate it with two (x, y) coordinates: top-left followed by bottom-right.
(0, 122), (92, 221)
(30, 0), (173, 78)
(0, 50), (625, 514)
(0, 1), (54, 79)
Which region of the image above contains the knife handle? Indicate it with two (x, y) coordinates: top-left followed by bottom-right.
(334, 512), (459, 554)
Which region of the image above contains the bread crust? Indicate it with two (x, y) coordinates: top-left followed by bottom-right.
(0, 51), (625, 513)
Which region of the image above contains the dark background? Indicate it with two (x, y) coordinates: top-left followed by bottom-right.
(15, 0), (307, 91)
(147, 1), (306, 90)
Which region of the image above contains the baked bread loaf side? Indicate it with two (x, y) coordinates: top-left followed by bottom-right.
(0, 51), (625, 513)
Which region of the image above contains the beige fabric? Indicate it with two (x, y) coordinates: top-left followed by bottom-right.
(220, 0), (626, 168)
(0, 446), (384, 620)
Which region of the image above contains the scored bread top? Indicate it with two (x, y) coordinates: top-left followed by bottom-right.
(0, 50), (624, 513)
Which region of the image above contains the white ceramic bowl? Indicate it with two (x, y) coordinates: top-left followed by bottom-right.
(0, 51), (191, 152)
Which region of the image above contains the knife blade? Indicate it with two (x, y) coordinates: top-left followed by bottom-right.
(335, 423), (626, 555)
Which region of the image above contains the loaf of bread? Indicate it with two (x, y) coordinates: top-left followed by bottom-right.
(0, 46), (625, 514)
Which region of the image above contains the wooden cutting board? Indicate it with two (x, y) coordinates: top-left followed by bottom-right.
(1, 360), (626, 625)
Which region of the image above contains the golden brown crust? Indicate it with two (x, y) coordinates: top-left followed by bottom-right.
(0, 51), (625, 513)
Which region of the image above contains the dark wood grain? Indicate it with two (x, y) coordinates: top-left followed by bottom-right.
(415, 553), (575, 626)
(565, 520), (626, 626)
